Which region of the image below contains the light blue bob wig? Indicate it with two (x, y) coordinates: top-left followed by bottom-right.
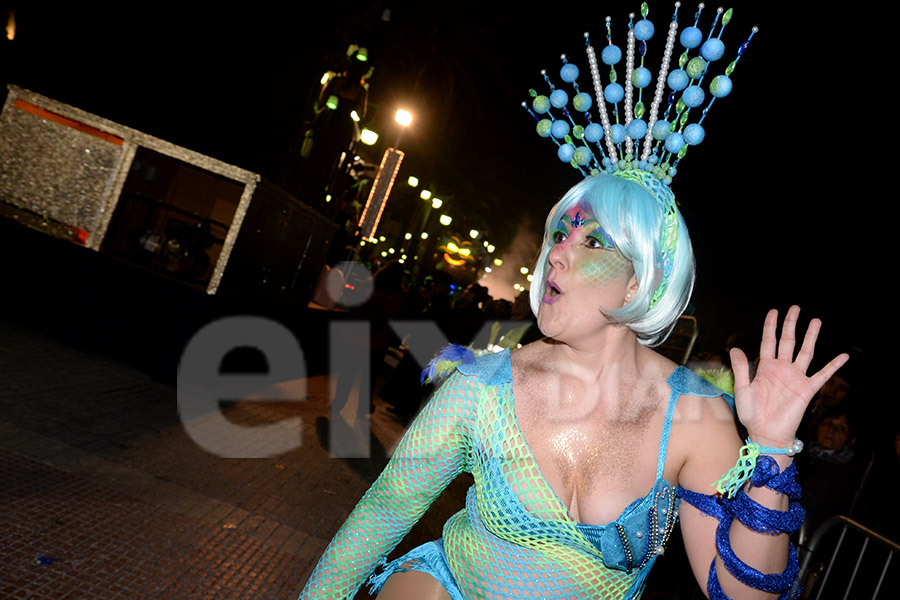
(528, 174), (695, 347)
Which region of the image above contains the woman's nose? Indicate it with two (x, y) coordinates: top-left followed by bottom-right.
(548, 242), (568, 270)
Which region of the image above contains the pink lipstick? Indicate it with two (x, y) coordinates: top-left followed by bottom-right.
(543, 280), (562, 304)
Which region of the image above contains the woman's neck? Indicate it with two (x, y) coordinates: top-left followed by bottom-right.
(548, 326), (648, 386)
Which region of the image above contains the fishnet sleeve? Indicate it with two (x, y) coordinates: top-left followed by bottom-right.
(298, 370), (480, 599)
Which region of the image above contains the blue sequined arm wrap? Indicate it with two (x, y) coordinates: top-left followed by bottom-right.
(677, 456), (804, 600)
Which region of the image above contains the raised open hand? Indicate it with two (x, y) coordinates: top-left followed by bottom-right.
(729, 306), (849, 449)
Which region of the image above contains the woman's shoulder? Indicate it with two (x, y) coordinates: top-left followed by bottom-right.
(422, 344), (512, 387)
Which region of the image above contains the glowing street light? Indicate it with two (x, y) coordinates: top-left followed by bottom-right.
(360, 129), (379, 145)
(395, 109), (413, 127)
(439, 214), (452, 226)
(407, 176), (419, 187)
(431, 198), (442, 209)
(469, 229), (479, 239)
(420, 190), (432, 200)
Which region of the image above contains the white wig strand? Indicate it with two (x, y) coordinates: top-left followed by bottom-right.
(529, 174), (695, 346)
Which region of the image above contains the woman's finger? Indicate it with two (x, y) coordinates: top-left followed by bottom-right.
(759, 308), (779, 361)
(795, 318), (822, 373)
(777, 305), (800, 361)
(809, 353), (850, 392)
(730, 347), (751, 393)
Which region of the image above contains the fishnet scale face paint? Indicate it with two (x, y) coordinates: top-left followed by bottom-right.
(578, 251), (631, 288)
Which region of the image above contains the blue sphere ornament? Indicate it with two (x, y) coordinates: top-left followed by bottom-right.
(533, 95), (551, 114)
(626, 118), (648, 140)
(680, 26), (703, 49)
(651, 120), (671, 140)
(560, 63), (579, 83)
(682, 85), (705, 108)
(686, 56), (708, 79)
(667, 69), (689, 91)
(684, 123), (705, 145)
(701, 38), (726, 61)
(604, 82), (625, 104)
(584, 122), (603, 143)
(634, 19), (655, 41)
(632, 67), (652, 89)
(558, 143), (576, 162)
(551, 119), (570, 139)
(573, 146), (592, 166)
(573, 92), (592, 112)
(601, 45), (622, 65)
(709, 74), (733, 98)
(550, 89), (569, 109)
(536, 119), (552, 138)
(665, 132), (685, 153)
(610, 124), (626, 143)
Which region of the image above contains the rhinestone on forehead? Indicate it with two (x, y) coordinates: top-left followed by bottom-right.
(571, 211), (586, 228)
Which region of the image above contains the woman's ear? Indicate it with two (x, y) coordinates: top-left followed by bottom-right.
(623, 274), (639, 304)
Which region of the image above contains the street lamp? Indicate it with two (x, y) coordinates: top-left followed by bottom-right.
(360, 129), (379, 145)
(395, 109), (413, 127)
(439, 214), (452, 226)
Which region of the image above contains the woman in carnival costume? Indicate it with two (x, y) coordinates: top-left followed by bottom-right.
(299, 4), (848, 599)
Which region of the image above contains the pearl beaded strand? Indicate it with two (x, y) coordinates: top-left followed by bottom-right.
(585, 31), (618, 164)
(624, 18), (636, 157)
(643, 7), (680, 161)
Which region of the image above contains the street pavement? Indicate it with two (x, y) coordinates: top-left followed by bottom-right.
(0, 317), (471, 599)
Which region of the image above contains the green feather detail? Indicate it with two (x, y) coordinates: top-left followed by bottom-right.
(695, 367), (735, 396)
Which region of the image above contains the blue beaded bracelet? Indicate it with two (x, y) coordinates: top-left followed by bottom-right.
(715, 438), (804, 498)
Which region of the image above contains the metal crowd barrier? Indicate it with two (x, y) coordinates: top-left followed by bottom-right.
(794, 516), (899, 600)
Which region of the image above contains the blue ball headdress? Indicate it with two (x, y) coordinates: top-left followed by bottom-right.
(524, 2), (757, 308)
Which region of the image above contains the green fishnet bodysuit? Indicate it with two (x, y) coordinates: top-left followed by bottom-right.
(299, 348), (732, 600)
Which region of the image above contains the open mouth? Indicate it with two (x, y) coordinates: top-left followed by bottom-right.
(543, 281), (562, 304)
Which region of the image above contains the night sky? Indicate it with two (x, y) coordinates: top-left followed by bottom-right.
(1, 1), (875, 369)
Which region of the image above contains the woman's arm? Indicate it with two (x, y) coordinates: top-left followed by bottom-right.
(298, 371), (480, 600)
(678, 306), (848, 599)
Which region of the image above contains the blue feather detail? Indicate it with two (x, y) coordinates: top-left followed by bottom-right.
(420, 344), (477, 383)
